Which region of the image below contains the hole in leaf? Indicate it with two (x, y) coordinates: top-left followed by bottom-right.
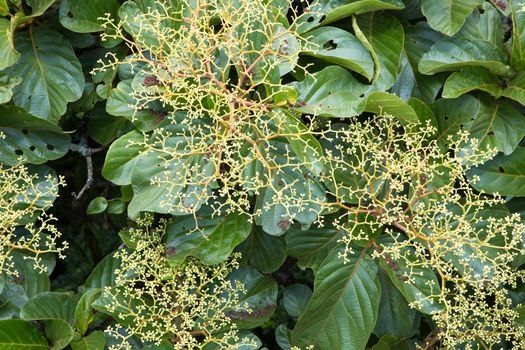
(319, 15), (326, 23)
(46, 144), (55, 151)
(359, 93), (365, 98)
(444, 116), (449, 120)
(307, 16), (314, 23)
(487, 131), (495, 136)
(14, 149), (23, 155)
(498, 166), (505, 173)
(29, 146), (35, 152)
(323, 40), (337, 50)
(459, 124), (464, 129)
(22, 129), (28, 134)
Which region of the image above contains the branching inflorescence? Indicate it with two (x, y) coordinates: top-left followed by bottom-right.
(94, 0), (525, 348)
(0, 162), (67, 276)
(102, 216), (251, 350)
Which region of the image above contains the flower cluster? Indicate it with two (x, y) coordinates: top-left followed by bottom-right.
(332, 115), (525, 348)
(102, 217), (252, 350)
(94, 0), (325, 227)
(0, 163), (67, 276)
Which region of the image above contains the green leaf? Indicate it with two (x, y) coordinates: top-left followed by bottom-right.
(502, 71), (525, 105)
(442, 67), (503, 98)
(431, 95), (480, 149)
(419, 37), (512, 77)
(165, 211), (252, 266)
(275, 324), (293, 350)
(227, 267), (278, 329)
(511, 0), (525, 69)
(272, 109), (324, 176)
(467, 96), (525, 155)
(237, 225), (287, 273)
(467, 147), (525, 196)
(370, 335), (410, 350)
(0, 0), (8, 16)
(421, 0), (483, 36)
(289, 66), (368, 117)
(44, 319), (74, 350)
(379, 245), (444, 314)
(291, 248), (380, 350)
(300, 26), (374, 80)
(102, 130), (145, 185)
(395, 22), (446, 104)
(84, 253), (121, 290)
(286, 220), (345, 271)
(87, 103), (132, 146)
(283, 284), (312, 318)
(0, 72), (21, 104)
(86, 197), (108, 215)
(0, 19), (19, 70)
(295, 0), (405, 33)
(59, 0), (120, 33)
(25, 0), (55, 18)
(355, 12), (404, 90)
(20, 292), (76, 323)
(374, 270), (418, 338)
(364, 91), (418, 123)
(75, 288), (101, 335)
(0, 320), (48, 350)
(0, 105), (71, 165)
(8, 27), (84, 122)
(70, 331), (106, 350)
(106, 80), (166, 132)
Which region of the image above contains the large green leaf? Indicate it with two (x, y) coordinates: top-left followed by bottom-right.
(237, 225), (287, 273)
(289, 66), (368, 117)
(394, 22), (446, 104)
(511, 0), (525, 69)
(273, 109), (324, 176)
(431, 95), (480, 148)
(502, 71), (525, 105)
(227, 267), (278, 329)
(70, 331), (106, 350)
(419, 37), (512, 77)
(300, 26), (374, 80)
(0, 19), (19, 70)
(283, 284), (312, 318)
(442, 67), (503, 98)
(467, 96), (525, 155)
(59, 0), (120, 33)
(44, 319), (74, 350)
(84, 252), (122, 290)
(291, 248), (380, 349)
(165, 211), (252, 266)
(75, 289), (101, 336)
(106, 80), (167, 132)
(468, 147), (525, 196)
(379, 245), (444, 314)
(20, 292), (76, 323)
(421, 0), (484, 36)
(0, 72), (21, 104)
(295, 0), (405, 33)
(0, 105), (71, 165)
(355, 12), (404, 90)
(0, 320), (48, 350)
(102, 130), (145, 185)
(373, 270), (418, 338)
(8, 27), (84, 122)
(364, 91), (418, 123)
(286, 220), (345, 271)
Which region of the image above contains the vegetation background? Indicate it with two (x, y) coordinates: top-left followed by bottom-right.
(1, 0), (525, 349)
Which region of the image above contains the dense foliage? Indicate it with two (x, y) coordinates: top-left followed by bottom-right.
(1, 0), (525, 349)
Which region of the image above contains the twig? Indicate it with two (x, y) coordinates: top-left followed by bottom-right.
(69, 143), (107, 200)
